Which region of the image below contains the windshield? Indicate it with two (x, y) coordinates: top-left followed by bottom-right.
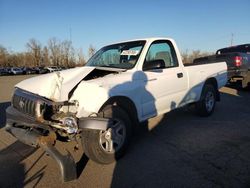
(86, 40), (146, 69)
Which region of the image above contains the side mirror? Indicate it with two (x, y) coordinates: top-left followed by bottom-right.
(143, 59), (165, 71)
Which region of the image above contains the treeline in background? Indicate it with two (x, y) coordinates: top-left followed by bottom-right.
(0, 38), (212, 68)
(0, 38), (96, 68)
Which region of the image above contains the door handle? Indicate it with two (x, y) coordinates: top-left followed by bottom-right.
(177, 73), (183, 78)
(146, 78), (157, 82)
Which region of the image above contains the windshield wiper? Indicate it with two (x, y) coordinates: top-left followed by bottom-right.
(99, 65), (111, 68)
(99, 64), (126, 69)
(96, 65), (126, 72)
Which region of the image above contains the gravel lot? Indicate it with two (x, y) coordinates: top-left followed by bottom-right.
(0, 75), (250, 187)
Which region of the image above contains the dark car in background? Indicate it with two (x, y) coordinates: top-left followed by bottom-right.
(1, 66), (69, 76)
(0, 68), (8, 76)
(34, 66), (48, 74)
(194, 44), (250, 88)
(22, 67), (37, 74)
(9, 67), (23, 75)
(45, 66), (61, 73)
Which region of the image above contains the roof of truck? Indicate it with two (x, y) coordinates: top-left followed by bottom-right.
(109, 37), (173, 45)
(216, 44), (250, 54)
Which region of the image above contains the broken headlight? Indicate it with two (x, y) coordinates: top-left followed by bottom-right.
(61, 117), (78, 134)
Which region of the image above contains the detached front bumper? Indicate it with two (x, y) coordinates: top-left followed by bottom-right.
(5, 106), (77, 182)
(5, 106), (113, 182)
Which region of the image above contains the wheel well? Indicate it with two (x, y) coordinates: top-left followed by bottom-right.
(99, 96), (139, 125)
(204, 77), (220, 101)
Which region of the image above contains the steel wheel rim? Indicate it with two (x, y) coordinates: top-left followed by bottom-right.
(205, 91), (215, 112)
(99, 118), (126, 153)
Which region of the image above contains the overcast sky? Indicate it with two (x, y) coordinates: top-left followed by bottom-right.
(0, 0), (249, 54)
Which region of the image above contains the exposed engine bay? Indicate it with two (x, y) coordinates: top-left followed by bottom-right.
(83, 68), (121, 80)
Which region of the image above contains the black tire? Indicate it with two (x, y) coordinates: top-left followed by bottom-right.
(195, 84), (216, 117)
(81, 106), (132, 164)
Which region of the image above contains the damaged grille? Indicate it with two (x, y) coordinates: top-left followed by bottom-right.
(12, 88), (52, 117)
(13, 94), (36, 116)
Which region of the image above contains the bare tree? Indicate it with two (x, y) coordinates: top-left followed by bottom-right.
(0, 45), (8, 67)
(24, 52), (34, 67)
(48, 37), (61, 66)
(16, 53), (26, 67)
(77, 48), (86, 66)
(42, 46), (50, 66)
(61, 40), (75, 67)
(88, 44), (96, 59)
(0, 47), (28, 67)
(26, 39), (42, 66)
(7, 54), (19, 67)
(181, 50), (213, 64)
(68, 47), (76, 67)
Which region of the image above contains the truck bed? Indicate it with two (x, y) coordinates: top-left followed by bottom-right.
(193, 52), (250, 87)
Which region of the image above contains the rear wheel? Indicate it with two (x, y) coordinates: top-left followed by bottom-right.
(241, 72), (250, 90)
(81, 106), (132, 164)
(195, 84), (216, 117)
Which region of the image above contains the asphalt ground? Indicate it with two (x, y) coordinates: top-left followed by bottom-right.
(0, 75), (250, 188)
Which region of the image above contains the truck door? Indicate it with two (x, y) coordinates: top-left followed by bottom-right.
(141, 40), (188, 119)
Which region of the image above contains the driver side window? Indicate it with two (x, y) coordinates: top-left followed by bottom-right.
(144, 41), (178, 69)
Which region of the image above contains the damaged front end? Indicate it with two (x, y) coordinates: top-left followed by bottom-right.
(10, 88), (80, 137)
(5, 88), (111, 182)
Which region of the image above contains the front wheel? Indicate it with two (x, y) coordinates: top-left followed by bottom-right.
(81, 106), (132, 164)
(195, 84), (216, 117)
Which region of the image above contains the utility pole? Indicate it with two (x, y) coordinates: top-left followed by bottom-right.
(231, 33), (234, 46)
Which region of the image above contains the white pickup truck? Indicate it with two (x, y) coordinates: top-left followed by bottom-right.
(5, 38), (227, 181)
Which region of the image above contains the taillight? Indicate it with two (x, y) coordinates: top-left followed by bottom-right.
(234, 56), (242, 67)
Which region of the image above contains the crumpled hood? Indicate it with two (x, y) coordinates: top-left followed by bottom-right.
(16, 66), (95, 102)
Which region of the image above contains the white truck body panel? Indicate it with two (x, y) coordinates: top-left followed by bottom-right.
(16, 66), (95, 102)
(184, 62), (227, 104)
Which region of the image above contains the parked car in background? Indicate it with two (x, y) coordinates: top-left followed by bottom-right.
(36, 67), (49, 74)
(0, 68), (8, 76)
(194, 43), (250, 88)
(9, 67), (23, 75)
(22, 67), (37, 74)
(45, 66), (60, 73)
(5, 67), (11, 74)
(60, 66), (67, 70)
